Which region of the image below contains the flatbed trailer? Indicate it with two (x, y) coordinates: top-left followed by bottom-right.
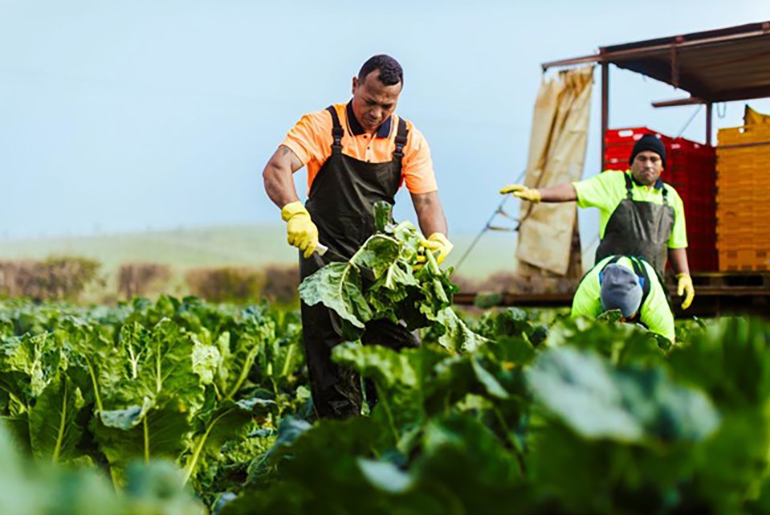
(453, 271), (770, 317)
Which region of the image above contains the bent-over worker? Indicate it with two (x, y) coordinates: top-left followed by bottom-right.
(572, 254), (675, 342)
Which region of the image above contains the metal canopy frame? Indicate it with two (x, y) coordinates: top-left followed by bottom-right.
(541, 21), (770, 166)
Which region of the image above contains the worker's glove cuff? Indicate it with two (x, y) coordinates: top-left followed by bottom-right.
(281, 201), (310, 222)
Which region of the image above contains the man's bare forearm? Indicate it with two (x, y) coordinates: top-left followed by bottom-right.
(411, 191), (448, 236)
(668, 247), (690, 276)
(539, 182), (578, 202)
(263, 146), (303, 209)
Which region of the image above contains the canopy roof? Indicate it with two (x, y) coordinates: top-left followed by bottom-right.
(543, 21), (770, 103)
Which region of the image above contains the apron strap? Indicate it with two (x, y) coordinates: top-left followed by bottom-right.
(326, 106), (344, 153)
(393, 117), (408, 165)
(623, 172), (634, 200)
(660, 182), (669, 206)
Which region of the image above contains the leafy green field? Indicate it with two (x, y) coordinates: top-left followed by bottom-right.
(2, 296), (769, 515)
(0, 225), (518, 280)
(5, 214), (760, 515)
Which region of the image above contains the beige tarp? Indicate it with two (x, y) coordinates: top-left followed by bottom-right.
(515, 66), (594, 282)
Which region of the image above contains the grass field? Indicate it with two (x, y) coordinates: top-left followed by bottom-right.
(0, 225), (521, 280)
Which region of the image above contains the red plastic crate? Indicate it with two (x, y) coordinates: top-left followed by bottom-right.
(605, 127), (675, 147)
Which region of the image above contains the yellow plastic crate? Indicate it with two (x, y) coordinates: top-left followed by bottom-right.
(718, 125), (770, 146)
(719, 249), (770, 272)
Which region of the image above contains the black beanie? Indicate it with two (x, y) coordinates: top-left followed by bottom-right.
(629, 134), (666, 168)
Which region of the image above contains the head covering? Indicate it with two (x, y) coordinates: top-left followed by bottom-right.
(600, 264), (643, 318)
(629, 134), (667, 168)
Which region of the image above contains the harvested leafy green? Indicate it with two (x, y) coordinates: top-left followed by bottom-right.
(299, 202), (485, 353)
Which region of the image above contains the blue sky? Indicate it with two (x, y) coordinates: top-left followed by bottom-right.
(2, 0), (770, 241)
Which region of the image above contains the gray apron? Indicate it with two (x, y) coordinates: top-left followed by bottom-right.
(595, 173), (675, 277)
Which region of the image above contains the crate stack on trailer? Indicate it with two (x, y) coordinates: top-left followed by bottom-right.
(716, 124), (770, 271)
(603, 128), (718, 272)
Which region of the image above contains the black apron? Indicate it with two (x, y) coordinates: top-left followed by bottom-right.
(595, 173), (675, 277)
(299, 106), (418, 419)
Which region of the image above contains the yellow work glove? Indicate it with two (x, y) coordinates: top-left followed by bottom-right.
(676, 273), (695, 310)
(500, 184), (541, 203)
(281, 201), (318, 259)
(417, 232), (454, 266)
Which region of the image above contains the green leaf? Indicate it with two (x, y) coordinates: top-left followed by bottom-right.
(351, 235), (401, 278)
(357, 458), (413, 494)
(94, 317), (210, 480)
(332, 341), (418, 389)
(99, 397), (154, 430)
(124, 460), (207, 515)
(471, 359), (508, 399)
(373, 201), (394, 233)
(60, 318), (123, 413)
(430, 308), (488, 353)
(246, 416), (313, 483)
(408, 414), (526, 513)
(192, 337), (222, 385)
(332, 342), (427, 435)
(143, 319), (206, 409)
(667, 317), (770, 408)
(28, 372), (86, 464)
(95, 401), (195, 484)
(299, 262), (372, 329)
(0, 336), (34, 410)
(182, 398), (262, 485)
(526, 347), (720, 443)
(215, 331), (262, 401)
(547, 315), (668, 367)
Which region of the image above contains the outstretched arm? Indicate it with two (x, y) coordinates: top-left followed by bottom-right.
(500, 182), (577, 203)
(539, 183), (578, 202)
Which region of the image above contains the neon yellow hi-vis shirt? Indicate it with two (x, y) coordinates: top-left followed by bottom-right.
(572, 170), (688, 249)
(571, 255), (675, 341)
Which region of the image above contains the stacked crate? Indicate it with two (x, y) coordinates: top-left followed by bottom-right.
(716, 124), (770, 271)
(603, 128), (718, 272)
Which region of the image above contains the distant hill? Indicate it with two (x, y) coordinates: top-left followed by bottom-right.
(0, 225), (521, 280)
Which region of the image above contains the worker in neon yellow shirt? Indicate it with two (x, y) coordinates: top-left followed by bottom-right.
(500, 134), (695, 309)
(572, 255), (675, 342)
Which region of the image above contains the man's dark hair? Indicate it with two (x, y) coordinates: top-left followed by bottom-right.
(358, 55), (403, 86)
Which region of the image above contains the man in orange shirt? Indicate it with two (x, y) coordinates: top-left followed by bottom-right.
(262, 55), (452, 418)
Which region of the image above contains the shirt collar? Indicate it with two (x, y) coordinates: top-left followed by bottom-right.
(628, 171), (663, 190)
(346, 101), (392, 139)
